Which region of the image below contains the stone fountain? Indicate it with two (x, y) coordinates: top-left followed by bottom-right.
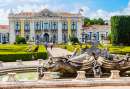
(37, 38), (130, 78)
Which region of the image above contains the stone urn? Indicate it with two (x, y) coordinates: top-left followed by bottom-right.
(103, 40), (110, 47)
(27, 41), (35, 48)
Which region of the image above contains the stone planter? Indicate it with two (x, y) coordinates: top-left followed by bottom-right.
(27, 41), (35, 45)
(27, 41), (35, 48)
(103, 40), (110, 47)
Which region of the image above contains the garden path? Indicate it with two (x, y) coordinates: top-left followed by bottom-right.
(47, 48), (73, 58)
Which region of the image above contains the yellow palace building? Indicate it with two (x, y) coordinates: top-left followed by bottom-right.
(8, 8), (84, 44)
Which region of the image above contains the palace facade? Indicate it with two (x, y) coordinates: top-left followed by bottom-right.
(0, 8), (111, 44)
(8, 8), (83, 44)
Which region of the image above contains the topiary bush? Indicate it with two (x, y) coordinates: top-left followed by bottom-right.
(69, 36), (78, 44)
(16, 37), (27, 44)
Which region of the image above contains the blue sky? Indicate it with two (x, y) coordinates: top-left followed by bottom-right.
(0, 0), (130, 25)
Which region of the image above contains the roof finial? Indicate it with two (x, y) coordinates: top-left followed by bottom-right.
(21, 10), (23, 16)
(10, 8), (13, 14)
(58, 9), (59, 15)
(33, 9), (34, 15)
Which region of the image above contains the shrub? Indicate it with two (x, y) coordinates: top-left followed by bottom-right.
(16, 37), (27, 44)
(34, 45), (47, 59)
(111, 16), (130, 45)
(0, 52), (32, 62)
(60, 45), (66, 49)
(69, 36), (78, 44)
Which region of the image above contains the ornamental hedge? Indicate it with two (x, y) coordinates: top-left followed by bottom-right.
(0, 52), (32, 62)
(34, 45), (47, 59)
(111, 16), (130, 45)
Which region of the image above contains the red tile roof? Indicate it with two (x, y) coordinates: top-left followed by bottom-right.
(14, 12), (76, 16)
(82, 25), (111, 28)
(0, 25), (9, 29)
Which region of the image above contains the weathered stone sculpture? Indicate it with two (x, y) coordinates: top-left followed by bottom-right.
(37, 39), (130, 78)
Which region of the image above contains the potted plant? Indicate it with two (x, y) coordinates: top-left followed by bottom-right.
(103, 37), (110, 47)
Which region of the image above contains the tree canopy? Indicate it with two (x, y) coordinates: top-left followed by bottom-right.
(84, 17), (108, 25)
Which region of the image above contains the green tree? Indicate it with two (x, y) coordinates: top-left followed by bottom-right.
(70, 36), (78, 44)
(84, 17), (91, 25)
(16, 37), (27, 44)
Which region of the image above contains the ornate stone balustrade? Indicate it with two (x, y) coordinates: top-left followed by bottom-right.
(75, 71), (87, 80)
(41, 72), (52, 81)
(6, 73), (18, 82)
(16, 60), (23, 65)
(38, 59), (43, 65)
(0, 61), (3, 66)
(109, 70), (121, 79)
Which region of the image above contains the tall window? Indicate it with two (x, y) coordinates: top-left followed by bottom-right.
(44, 22), (48, 30)
(36, 22), (40, 30)
(26, 35), (29, 41)
(36, 35), (39, 41)
(25, 22), (29, 30)
(72, 22), (75, 30)
(16, 35), (20, 39)
(16, 22), (20, 30)
(63, 22), (66, 30)
(53, 22), (56, 30)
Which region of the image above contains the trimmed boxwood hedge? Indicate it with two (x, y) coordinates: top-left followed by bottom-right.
(34, 45), (47, 59)
(111, 16), (130, 45)
(60, 44), (130, 55)
(0, 52), (32, 62)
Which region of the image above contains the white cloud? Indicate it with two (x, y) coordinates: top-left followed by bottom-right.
(0, 0), (50, 3)
(1, 1), (130, 25)
(0, 4), (8, 6)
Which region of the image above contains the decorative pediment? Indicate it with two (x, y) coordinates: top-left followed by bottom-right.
(35, 8), (58, 17)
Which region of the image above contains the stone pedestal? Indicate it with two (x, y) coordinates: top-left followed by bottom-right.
(109, 70), (121, 79)
(41, 72), (52, 81)
(38, 59), (43, 65)
(0, 61), (3, 66)
(16, 60), (23, 65)
(75, 71), (86, 80)
(6, 73), (18, 82)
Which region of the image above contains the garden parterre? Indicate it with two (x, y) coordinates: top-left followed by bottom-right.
(0, 45), (47, 62)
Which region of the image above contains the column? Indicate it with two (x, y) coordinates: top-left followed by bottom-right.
(21, 20), (24, 37)
(68, 20), (71, 39)
(82, 32), (85, 43)
(58, 20), (62, 43)
(77, 19), (82, 42)
(10, 20), (15, 44)
(97, 32), (99, 40)
(0, 33), (1, 44)
(30, 20), (35, 41)
(106, 32), (108, 37)
(89, 32), (92, 40)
